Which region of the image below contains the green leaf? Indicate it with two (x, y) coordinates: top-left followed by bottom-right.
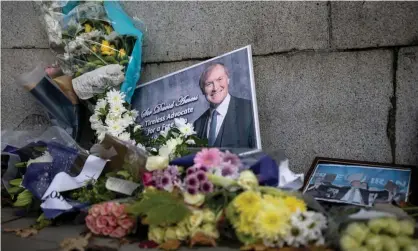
(7, 186), (23, 195)
(116, 170), (131, 179)
(127, 190), (191, 225)
(15, 162), (27, 168)
(9, 178), (22, 187)
(13, 189), (32, 207)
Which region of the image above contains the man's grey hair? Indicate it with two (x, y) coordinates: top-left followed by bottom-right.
(198, 63), (230, 93)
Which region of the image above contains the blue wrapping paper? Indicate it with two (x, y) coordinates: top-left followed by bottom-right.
(169, 152), (280, 187)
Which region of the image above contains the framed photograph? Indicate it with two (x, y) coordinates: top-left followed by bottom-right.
(302, 157), (416, 207)
(131, 46), (261, 155)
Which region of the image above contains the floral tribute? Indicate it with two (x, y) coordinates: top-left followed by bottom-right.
(85, 202), (136, 238)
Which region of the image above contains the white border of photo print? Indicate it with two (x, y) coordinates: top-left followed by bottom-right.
(132, 45), (262, 156)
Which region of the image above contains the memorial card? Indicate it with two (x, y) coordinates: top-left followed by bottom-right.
(132, 46), (261, 154)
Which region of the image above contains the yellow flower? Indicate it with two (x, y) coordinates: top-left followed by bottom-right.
(235, 216), (257, 236)
(91, 45), (97, 53)
(101, 40), (116, 56)
(233, 191), (262, 219)
(84, 23), (93, 33)
(263, 194), (283, 210)
(283, 196), (307, 213)
(118, 48), (126, 58)
(104, 24), (113, 35)
(256, 207), (291, 240)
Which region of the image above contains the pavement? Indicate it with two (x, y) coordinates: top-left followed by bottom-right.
(1, 208), (237, 251)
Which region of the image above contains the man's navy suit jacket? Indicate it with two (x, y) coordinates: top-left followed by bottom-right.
(193, 95), (256, 148)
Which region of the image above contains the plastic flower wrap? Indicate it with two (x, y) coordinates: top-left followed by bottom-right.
(86, 202), (136, 238)
(39, 1), (143, 103)
(338, 206), (418, 251)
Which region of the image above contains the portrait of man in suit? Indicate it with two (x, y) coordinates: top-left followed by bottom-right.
(193, 63), (256, 148)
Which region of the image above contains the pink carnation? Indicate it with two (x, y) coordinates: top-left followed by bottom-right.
(96, 215), (108, 229)
(110, 226), (128, 238)
(112, 204), (127, 218)
(90, 204), (102, 217)
(118, 217), (135, 230)
(194, 148), (222, 169)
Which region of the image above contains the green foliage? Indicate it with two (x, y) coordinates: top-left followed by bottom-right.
(127, 190), (191, 225)
(205, 190), (238, 215)
(9, 178), (22, 187)
(13, 189), (33, 207)
(14, 162), (27, 168)
(70, 177), (115, 204)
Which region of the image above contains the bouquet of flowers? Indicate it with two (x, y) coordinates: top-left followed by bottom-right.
(39, 0), (143, 103)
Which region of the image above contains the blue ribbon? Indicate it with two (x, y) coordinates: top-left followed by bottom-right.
(169, 153), (280, 187)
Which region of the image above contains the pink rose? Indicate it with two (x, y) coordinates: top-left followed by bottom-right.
(90, 226), (102, 235)
(106, 216), (117, 227)
(96, 215), (108, 229)
(85, 215), (95, 226)
(118, 217), (135, 230)
(100, 202), (114, 216)
(110, 226), (127, 238)
(112, 204), (127, 218)
(102, 226), (114, 236)
(90, 204), (102, 217)
(86, 219), (101, 235)
(142, 172), (154, 186)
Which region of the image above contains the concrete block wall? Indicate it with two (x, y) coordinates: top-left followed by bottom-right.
(1, 1), (417, 172)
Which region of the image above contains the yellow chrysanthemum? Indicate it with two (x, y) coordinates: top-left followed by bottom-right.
(262, 194), (284, 210)
(84, 23), (93, 33)
(118, 48), (126, 58)
(256, 208), (291, 240)
(283, 196), (307, 213)
(235, 216), (257, 236)
(233, 191), (262, 219)
(104, 24), (113, 35)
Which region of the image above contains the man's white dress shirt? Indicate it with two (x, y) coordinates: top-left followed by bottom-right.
(206, 94), (231, 139)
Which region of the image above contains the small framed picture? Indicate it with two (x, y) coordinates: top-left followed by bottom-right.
(302, 157), (416, 207)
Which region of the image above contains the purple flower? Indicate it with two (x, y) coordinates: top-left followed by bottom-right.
(187, 187), (198, 195)
(186, 167), (197, 176)
(217, 162), (239, 179)
(161, 175), (171, 186)
(195, 171), (207, 182)
(167, 165), (179, 176)
(199, 166), (209, 172)
(200, 181), (214, 193)
(186, 175), (199, 188)
(222, 151), (242, 167)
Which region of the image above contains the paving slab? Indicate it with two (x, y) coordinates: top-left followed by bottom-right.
(1, 207), (24, 223)
(1, 1), (49, 48)
(254, 50), (393, 172)
(122, 1), (328, 62)
(331, 2), (418, 49)
(1, 233), (59, 251)
(1, 216), (37, 229)
(396, 46), (418, 166)
(35, 224), (86, 243)
(1, 49), (56, 130)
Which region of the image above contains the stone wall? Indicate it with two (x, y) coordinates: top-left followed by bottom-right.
(1, 1), (417, 172)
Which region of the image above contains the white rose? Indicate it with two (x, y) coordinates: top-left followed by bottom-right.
(145, 156), (169, 171)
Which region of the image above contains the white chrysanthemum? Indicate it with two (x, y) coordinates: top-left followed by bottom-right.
(174, 117), (187, 127)
(127, 109), (139, 120)
(89, 113), (100, 125)
(283, 225), (308, 247)
(185, 139), (195, 145)
(95, 98), (107, 112)
(263, 238), (285, 248)
(122, 113), (134, 127)
(106, 89), (125, 105)
(160, 126), (170, 137)
(117, 132), (131, 141)
(133, 124), (142, 132)
(178, 123), (196, 137)
(109, 102), (126, 116)
(107, 120), (125, 136)
(175, 137), (183, 145)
